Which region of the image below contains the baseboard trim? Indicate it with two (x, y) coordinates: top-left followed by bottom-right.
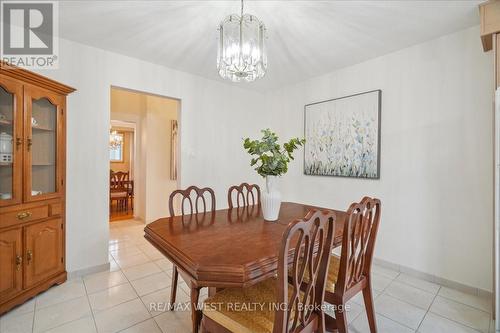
(68, 262), (110, 279)
(373, 257), (493, 298)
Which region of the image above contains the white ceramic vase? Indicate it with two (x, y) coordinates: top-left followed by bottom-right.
(261, 175), (282, 221)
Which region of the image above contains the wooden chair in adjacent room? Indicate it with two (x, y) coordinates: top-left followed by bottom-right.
(323, 196), (381, 333)
(168, 186), (216, 311)
(201, 209), (336, 333)
(110, 171), (130, 212)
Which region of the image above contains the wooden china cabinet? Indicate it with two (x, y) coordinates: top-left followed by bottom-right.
(0, 62), (75, 314)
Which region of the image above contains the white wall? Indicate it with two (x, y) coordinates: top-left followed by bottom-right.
(35, 38), (266, 274)
(265, 26), (494, 291)
(34, 25), (493, 292)
(144, 95), (178, 222)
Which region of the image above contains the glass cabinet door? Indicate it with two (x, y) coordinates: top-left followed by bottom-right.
(0, 75), (23, 207)
(24, 85), (64, 202)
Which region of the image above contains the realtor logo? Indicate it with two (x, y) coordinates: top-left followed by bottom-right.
(1, 1), (59, 68)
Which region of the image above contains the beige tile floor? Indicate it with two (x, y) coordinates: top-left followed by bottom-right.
(0, 219), (494, 333)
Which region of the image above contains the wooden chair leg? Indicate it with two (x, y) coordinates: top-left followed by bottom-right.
(200, 317), (206, 333)
(334, 302), (349, 333)
(362, 283), (378, 333)
(191, 286), (202, 333)
(324, 310), (338, 332)
(169, 266), (178, 310)
(208, 287), (217, 297)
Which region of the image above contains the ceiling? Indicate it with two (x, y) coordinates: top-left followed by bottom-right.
(59, 0), (482, 91)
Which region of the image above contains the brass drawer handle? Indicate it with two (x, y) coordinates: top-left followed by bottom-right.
(16, 255), (22, 271)
(16, 211), (32, 220)
(26, 250), (33, 264)
(27, 138), (32, 151)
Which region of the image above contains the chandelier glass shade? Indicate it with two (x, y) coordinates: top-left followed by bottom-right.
(217, 0), (267, 82)
(109, 131), (123, 149)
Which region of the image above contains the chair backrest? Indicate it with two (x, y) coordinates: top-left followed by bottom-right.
(274, 210), (336, 333)
(335, 197), (381, 295)
(168, 185), (216, 216)
(110, 171), (129, 191)
(227, 183), (261, 209)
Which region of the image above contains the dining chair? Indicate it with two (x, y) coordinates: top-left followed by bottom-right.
(109, 170), (114, 213)
(323, 197), (381, 333)
(110, 171), (130, 211)
(127, 179), (134, 210)
(168, 185), (216, 311)
(201, 209), (336, 333)
(227, 183), (261, 209)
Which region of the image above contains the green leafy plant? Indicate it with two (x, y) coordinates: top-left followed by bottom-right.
(243, 129), (305, 177)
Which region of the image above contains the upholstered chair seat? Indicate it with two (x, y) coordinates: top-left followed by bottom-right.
(293, 255), (341, 293)
(110, 191), (128, 198)
(204, 278), (309, 333)
(203, 278), (278, 333)
(324, 256), (341, 293)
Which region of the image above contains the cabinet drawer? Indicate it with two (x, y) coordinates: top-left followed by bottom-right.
(0, 206), (49, 228)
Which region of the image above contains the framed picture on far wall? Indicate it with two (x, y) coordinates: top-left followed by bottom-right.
(304, 90), (381, 179)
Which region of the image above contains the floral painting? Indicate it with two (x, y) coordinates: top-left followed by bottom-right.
(304, 90), (381, 179)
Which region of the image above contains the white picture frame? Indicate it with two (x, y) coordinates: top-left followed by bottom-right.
(304, 90), (381, 179)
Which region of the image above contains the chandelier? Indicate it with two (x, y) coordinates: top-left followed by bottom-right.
(217, 0), (267, 82)
(109, 131), (123, 149)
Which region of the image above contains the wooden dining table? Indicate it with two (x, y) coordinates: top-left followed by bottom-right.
(144, 202), (347, 333)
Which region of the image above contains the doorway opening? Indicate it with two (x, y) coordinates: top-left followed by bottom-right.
(109, 121), (135, 221)
(109, 86), (180, 224)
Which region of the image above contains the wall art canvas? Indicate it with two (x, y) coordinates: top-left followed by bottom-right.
(304, 90), (381, 179)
